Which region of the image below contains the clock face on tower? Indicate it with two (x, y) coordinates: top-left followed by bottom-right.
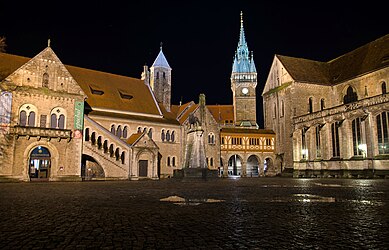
(241, 87), (249, 95)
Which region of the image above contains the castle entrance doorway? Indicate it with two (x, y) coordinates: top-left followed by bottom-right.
(29, 146), (51, 181)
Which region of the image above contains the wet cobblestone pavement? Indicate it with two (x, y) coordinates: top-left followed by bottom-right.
(0, 178), (388, 249)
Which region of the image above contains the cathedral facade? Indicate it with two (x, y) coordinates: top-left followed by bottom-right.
(0, 13), (275, 182)
(263, 34), (389, 178)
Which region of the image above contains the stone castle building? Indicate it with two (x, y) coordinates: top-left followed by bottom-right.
(263, 34), (389, 178)
(0, 13), (275, 182)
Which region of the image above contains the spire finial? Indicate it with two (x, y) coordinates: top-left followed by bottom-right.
(160, 42), (163, 51)
(48, 38), (51, 47)
(240, 11), (243, 26)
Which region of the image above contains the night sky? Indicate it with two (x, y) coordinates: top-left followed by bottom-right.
(1, 1), (387, 127)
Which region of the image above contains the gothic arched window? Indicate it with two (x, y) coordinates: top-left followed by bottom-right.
(382, 82), (387, 94)
(171, 131), (175, 142)
(111, 124), (115, 134)
(148, 128), (153, 139)
(161, 129), (165, 142)
(343, 86), (358, 104)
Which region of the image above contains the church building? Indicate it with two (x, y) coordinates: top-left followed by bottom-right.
(263, 34), (389, 178)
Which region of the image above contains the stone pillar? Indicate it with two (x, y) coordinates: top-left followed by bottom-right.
(184, 128), (207, 168)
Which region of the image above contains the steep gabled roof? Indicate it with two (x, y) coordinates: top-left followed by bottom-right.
(328, 34), (389, 83)
(276, 34), (389, 85)
(276, 55), (331, 85)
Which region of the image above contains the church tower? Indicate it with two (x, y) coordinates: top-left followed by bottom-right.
(150, 45), (172, 112)
(231, 12), (258, 128)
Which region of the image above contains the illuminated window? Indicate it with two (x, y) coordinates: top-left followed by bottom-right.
(302, 128), (307, 159)
(331, 122), (340, 157)
(377, 112), (389, 154)
(315, 126), (321, 158)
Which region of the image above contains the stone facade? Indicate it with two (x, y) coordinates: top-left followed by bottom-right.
(0, 13), (276, 181)
(0, 47), (85, 181)
(263, 34), (389, 177)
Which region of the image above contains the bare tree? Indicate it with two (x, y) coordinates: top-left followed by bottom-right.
(0, 36), (6, 52)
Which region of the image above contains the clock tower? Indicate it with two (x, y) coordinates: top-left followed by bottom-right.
(231, 12), (258, 128)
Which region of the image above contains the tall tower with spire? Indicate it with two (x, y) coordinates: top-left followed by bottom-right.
(150, 45), (172, 112)
(231, 12), (258, 128)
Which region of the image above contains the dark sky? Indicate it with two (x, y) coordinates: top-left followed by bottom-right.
(1, 1), (387, 127)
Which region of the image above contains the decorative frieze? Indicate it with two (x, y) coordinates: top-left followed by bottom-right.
(294, 93), (389, 125)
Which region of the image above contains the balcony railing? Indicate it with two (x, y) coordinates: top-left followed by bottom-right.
(293, 93), (389, 124)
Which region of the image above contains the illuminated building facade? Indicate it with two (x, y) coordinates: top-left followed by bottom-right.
(263, 34), (389, 177)
(0, 13), (275, 181)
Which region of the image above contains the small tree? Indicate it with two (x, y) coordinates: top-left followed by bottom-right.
(0, 36), (6, 52)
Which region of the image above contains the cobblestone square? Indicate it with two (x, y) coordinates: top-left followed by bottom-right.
(1, 178), (388, 249)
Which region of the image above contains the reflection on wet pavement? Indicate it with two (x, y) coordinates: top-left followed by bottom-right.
(160, 195), (225, 206)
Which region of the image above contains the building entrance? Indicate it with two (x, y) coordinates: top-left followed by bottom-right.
(29, 146), (51, 181)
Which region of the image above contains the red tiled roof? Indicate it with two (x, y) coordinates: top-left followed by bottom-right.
(207, 105), (234, 124)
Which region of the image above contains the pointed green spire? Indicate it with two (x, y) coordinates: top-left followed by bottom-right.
(232, 11), (256, 73)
